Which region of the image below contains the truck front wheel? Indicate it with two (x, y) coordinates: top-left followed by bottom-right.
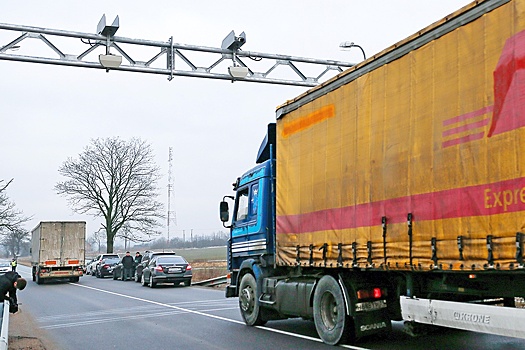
(239, 273), (266, 326)
(313, 275), (354, 345)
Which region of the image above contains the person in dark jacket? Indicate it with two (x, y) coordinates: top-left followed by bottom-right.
(134, 252), (142, 266)
(0, 271), (26, 313)
(133, 252), (142, 277)
(121, 252), (134, 281)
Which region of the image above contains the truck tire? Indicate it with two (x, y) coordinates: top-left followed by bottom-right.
(36, 273), (43, 285)
(70, 276), (80, 283)
(313, 275), (354, 345)
(239, 273), (266, 326)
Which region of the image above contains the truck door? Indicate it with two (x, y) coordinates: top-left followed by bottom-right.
(231, 180), (269, 260)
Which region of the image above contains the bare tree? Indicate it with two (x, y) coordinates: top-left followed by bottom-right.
(87, 228), (106, 253)
(0, 179), (31, 233)
(1, 228), (30, 257)
(0, 179), (31, 258)
(55, 137), (164, 253)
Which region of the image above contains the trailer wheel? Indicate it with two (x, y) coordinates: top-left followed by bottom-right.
(313, 275), (354, 345)
(35, 273), (43, 285)
(239, 273), (266, 326)
(69, 277), (79, 283)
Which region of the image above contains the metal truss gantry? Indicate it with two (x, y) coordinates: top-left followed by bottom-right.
(0, 15), (355, 87)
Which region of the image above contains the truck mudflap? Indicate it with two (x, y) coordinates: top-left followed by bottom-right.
(353, 308), (392, 338)
(225, 285), (237, 298)
(401, 297), (525, 339)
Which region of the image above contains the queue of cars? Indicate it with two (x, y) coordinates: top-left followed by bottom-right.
(85, 251), (192, 287)
(85, 254), (120, 277)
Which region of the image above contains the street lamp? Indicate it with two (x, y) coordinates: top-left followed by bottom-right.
(339, 41), (366, 61)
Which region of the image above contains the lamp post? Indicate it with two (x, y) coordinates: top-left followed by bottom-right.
(339, 41), (366, 61)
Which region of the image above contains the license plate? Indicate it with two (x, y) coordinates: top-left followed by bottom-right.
(355, 300), (387, 312)
(168, 268), (182, 273)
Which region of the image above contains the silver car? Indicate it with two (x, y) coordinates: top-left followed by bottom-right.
(0, 261), (10, 274)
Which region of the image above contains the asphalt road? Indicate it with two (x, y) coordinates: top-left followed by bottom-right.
(13, 265), (525, 350)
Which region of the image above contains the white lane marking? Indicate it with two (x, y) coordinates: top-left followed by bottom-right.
(69, 282), (246, 324)
(67, 283), (371, 350)
(41, 307), (238, 329)
(38, 298), (237, 321)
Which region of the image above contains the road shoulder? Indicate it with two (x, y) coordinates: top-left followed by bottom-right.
(8, 306), (59, 350)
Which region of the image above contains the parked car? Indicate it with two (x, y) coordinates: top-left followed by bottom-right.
(95, 257), (120, 278)
(86, 259), (98, 275)
(141, 255), (192, 288)
(0, 261), (10, 274)
(83, 257), (95, 274)
(89, 254), (119, 276)
(113, 256), (135, 281)
(134, 251), (176, 283)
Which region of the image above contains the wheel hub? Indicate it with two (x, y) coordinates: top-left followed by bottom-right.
(320, 291), (338, 330)
(240, 286), (253, 312)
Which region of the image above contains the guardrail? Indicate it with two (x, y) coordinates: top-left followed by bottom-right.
(0, 300), (9, 350)
(192, 275), (227, 287)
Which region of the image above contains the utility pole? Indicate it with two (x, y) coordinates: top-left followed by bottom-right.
(167, 147), (176, 246)
(0, 15), (354, 87)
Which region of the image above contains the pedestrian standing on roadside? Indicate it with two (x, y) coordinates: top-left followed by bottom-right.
(0, 271), (26, 313)
(121, 251), (134, 281)
(11, 258), (17, 272)
(133, 252), (142, 276)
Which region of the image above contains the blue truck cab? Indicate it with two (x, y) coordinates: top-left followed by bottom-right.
(221, 124), (276, 298)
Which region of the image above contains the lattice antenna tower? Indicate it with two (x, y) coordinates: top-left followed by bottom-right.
(167, 147), (177, 244)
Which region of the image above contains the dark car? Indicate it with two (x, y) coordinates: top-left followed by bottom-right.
(113, 256), (135, 281)
(90, 254), (120, 276)
(141, 255), (192, 288)
(95, 257), (120, 278)
(134, 251), (177, 283)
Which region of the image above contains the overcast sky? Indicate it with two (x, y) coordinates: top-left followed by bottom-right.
(0, 1), (472, 245)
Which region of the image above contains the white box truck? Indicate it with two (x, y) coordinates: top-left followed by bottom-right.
(31, 221), (86, 284)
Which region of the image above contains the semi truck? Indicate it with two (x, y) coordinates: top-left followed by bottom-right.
(31, 221), (86, 284)
(220, 0), (525, 345)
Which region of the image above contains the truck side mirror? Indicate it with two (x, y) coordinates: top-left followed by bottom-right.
(220, 201), (229, 222)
